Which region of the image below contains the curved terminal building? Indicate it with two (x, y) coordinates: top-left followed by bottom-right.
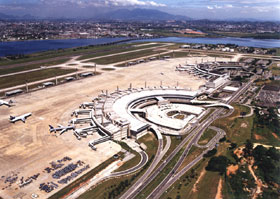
(70, 86), (234, 149)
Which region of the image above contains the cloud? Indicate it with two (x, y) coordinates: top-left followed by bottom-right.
(207, 6), (213, 10)
(38, 0), (165, 7)
(105, 0), (165, 7)
(225, 4), (233, 8)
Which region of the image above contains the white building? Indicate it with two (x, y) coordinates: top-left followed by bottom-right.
(206, 75), (229, 89)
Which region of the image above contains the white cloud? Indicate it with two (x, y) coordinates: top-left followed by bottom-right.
(207, 6), (213, 10)
(106, 0), (165, 7)
(40, 0), (165, 7)
(225, 4), (233, 8)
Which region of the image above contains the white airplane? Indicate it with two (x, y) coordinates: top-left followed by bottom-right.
(49, 124), (75, 135)
(10, 113), (32, 123)
(0, 99), (13, 107)
(75, 126), (97, 135)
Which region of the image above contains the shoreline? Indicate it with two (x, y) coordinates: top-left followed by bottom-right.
(0, 36), (279, 58)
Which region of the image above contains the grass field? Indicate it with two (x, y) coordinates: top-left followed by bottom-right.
(177, 146), (204, 172)
(0, 43), (138, 66)
(212, 105), (253, 146)
(77, 43), (163, 60)
(160, 159), (218, 199)
(138, 131), (159, 158)
(0, 68), (76, 89)
(113, 141), (141, 173)
(85, 49), (166, 65)
(269, 62), (280, 75)
(0, 58), (70, 76)
(198, 128), (217, 145)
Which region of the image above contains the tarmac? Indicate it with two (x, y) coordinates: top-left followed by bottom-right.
(0, 54), (235, 198)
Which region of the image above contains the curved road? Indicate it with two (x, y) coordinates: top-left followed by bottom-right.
(119, 127), (165, 199)
(110, 151), (148, 177)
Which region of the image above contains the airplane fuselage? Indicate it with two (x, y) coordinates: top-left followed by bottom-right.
(10, 113), (32, 123)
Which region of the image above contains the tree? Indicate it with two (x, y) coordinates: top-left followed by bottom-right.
(203, 148), (217, 157)
(252, 145), (267, 162)
(266, 147), (280, 161)
(243, 139), (253, 157)
(205, 156), (230, 174)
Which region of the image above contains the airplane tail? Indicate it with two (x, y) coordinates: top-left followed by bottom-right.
(49, 125), (54, 132)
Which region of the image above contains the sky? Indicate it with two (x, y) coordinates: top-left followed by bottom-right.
(0, 0), (279, 20)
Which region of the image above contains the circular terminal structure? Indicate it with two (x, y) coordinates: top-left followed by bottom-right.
(89, 87), (231, 140)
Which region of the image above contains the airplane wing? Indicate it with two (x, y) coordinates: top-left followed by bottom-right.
(21, 118), (26, 123)
(60, 129), (67, 135)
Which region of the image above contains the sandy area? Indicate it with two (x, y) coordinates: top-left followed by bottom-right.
(0, 55), (233, 198)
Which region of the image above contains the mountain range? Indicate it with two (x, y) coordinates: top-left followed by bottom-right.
(0, 8), (190, 21)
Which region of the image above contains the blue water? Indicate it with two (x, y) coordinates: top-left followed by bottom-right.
(139, 37), (280, 49)
(0, 37), (127, 57)
(0, 36), (279, 57)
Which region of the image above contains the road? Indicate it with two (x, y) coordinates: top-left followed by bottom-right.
(146, 76), (256, 199)
(110, 151), (148, 177)
(119, 130), (165, 199)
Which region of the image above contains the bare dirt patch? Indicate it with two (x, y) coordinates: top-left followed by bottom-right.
(226, 164), (239, 176)
(254, 134), (264, 140)
(241, 122), (248, 128)
(272, 132), (279, 140)
(234, 148), (244, 159)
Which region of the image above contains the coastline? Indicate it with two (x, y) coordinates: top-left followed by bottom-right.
(0, 36), (279, 58)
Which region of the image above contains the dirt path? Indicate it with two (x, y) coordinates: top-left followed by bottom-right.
(215, 177), (223, 199)
(192, 169), (206, 192)
(248, 163), (263, 199)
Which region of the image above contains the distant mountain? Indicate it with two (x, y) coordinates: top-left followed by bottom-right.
(0, 9), (191, 21)
(98, 8), (191, 21)
(0, 13), (17, 20)
(0, 13), (36, 20)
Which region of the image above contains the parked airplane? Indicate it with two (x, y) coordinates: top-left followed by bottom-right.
(75, 126), (97, 136)
(0, 99), (13, 107)
(49, 124), (75, 135)
(10, 113), (32, 123)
